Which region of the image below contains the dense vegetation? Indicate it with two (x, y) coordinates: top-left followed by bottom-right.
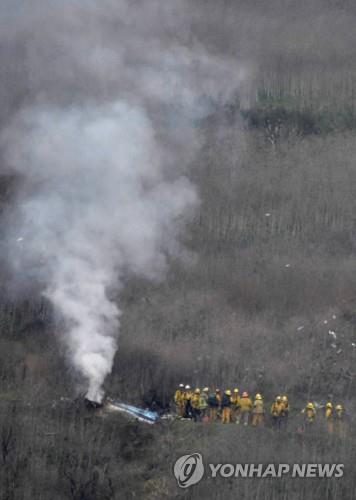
(0, 401), (355, 500)
(3, 91), (356, 406)
(2, 0), (356, 498)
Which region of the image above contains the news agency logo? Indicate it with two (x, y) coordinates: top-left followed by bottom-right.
(173, 454), (344, 488)
(173, 453), (205, 488)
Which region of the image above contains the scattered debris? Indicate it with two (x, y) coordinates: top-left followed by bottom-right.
(337, 349), (343, 354)
(323, 320), (328, 324)
(265, 213), (271, 217)
(328, 330), (337, 339)
(16, 237), (24, 242)
(331, 343), (337, 349)
(297, 326), (304, 331)
(332, 315), (337, 320)
(352, 343), (356, 348)
(106, 401), (159, 424)
(285, 264), (291, 268)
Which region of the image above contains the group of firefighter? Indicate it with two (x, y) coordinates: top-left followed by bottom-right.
(174, 385), (346, 433)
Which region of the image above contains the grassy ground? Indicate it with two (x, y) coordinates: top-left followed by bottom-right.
(0, 400), (355, 500)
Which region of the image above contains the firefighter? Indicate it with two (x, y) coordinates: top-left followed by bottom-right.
(334, 404), (346, 437)
(174, 384), (185, 418)
(270, 396), (284, 430)
(208, 389), (220, 421)
(252, 393), (264, 427)
(199, 387), (209, 420)
(221, 389), (232, 423)
(231, 388), (240, 423)
(281, 395), (289, 429)
(239, 391), (253, 426)
(191, 388), (202, 422)
(335, 404), (344, 418)
(281, 395), (289, 413)
(215, 388), (222, 419)
(301, 402), (316, 428)
(325, 402), (333, 434)
(183, 385), (193, 419)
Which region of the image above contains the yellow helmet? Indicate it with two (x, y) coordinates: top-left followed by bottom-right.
(203, 387), (209, 393)
(225, 389), (232, 396)
(335, 404), (343, 411)
(326, 402), (333, 409)
(255, 393), (262, 400)
(233, 388), (239, 393)
(306, 402), (314, 409)
(282, 395), (288, 402)
(276, 396), (282, 402)
(194, 388), (200, 394)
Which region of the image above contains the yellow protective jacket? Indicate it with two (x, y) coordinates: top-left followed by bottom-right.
(271, 402), (285, 416)
(174, 390), (185, 405)
(253, 400), (264, 414)
(231, 395), (240, 408)
(191, 394), (201, 409)
(282, 403), (289, 415)
(184, 390), (193, 402)
(199, 393), (208, 410)
(302, 407), (316, 420)
(325, 408), (333, 419)
(239, 397), (252, 412)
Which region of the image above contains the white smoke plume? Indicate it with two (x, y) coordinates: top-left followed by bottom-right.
(0, 0), (247, 401)
(1, 102), (198, 401)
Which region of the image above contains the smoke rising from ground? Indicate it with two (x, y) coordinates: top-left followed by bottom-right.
(0, 1), (246, 400)
(2, 102), (199, 401)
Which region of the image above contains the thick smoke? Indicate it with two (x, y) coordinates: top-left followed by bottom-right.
(0, 0), (246, 401)
(1, 102), (198, 401)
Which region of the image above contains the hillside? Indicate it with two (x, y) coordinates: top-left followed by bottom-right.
(2, 96), (356, 407)
(1, 1), (356, 499)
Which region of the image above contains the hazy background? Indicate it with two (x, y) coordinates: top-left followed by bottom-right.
(1, 1), (356, 499)
(1, 0), (355, 400)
